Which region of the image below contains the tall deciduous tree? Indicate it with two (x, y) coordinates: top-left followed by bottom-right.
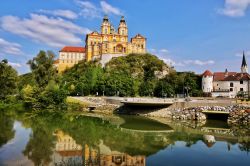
(22, 50), (67, 109)
(0, 59), (18, 100)
(27, 51), (57, 89)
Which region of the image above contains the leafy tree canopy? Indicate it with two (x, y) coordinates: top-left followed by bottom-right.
(27, 50), (58, 88)
(0, 59), (18, 100)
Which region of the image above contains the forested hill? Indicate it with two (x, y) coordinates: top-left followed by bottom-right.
(105, 53), (171, 79)
(61, 53), (174, 96)
(17, 53), (201, 98)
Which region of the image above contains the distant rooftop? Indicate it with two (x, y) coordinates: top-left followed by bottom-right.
(60, 46), (85, 53)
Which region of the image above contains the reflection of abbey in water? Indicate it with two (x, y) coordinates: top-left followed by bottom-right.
(85, 142), (145, 166)
(52, 130), (145, 166)
(52, 130), (83, 165)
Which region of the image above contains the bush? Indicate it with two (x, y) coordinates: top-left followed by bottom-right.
(20, 84), (39, 108)
(38, 81), (67, 108)
(4, 95), (18, 104)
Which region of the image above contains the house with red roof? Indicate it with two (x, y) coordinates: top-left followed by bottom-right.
(54, 46), (86, 73)
(202, 53), (250, 98)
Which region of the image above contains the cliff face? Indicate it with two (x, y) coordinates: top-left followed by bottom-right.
(105, 53), (172, 80)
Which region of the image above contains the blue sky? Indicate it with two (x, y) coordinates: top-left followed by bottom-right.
(0, 0), (250, 74)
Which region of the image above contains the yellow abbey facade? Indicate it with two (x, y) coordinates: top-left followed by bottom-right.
(55, 16), (147, 72)
(85, 16), (147, 61)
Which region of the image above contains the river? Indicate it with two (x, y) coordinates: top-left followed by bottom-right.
(0, 111), (249, 166)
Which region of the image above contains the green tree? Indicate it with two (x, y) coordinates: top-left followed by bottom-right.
(20, 84), (39, 108)
(28, 51), (57, 88)
(18, 73), (35, 91)
(139, 80), (156, 96)
(0, 112), (15, 148)
(62, 60), (103, 95)
(38, 81), (67, 108)
(23, 121), (55, 165)
(154, 80), (175, 97)
(179, 72), (202, 97)
(0, 59), (18, 100)
(23, 50), (67, 109)
(61, 54), (204, 97)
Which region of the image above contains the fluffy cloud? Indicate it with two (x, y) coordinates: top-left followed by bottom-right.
(0, 38), (23, 55)
(149, 48), (177, 66)
(218, 0), (250, 17)
(183, 60), (215, 66)
(76, 0), (101, 19)
(75, 0), (123, 19)
(38, 9), (78, 19)
(8, 62), (22, 68)
(149, 48), (214, 67)
(100, 1), (123, 15)
(0, 14), (91, 48)
(159, 49), (169, 54)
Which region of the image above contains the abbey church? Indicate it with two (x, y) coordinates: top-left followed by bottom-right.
(86, 15), (146, 61)
(55, 16), (147, 72)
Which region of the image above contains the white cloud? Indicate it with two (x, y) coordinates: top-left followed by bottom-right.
(8, 62), (22, 68)
(149, 48), (214, 67)
(218, 0), (250, 17)
(76, 0), (101, 19)
(149, 48), (170, 55)
(0, 14), (91, 48)
(162, 58), (183, 67)
(38, 9), (78, 19)
(149, 48), (156, 53)
(75, 1), (123, 19)
(100, 1), (123, 15)
(148, 48), (177, 66)
(0, 38), (23, 55)
(164, 59), (215, 67)
(183, 60), (215, 66)
(159, 49), (169, 54)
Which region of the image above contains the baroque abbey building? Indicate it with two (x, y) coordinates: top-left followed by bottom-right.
(85, 16), (146, 62)
(55, 16), (147, 72)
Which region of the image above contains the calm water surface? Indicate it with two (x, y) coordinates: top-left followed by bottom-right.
(0, 111), (250, 166)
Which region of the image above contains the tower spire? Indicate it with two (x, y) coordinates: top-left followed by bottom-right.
(242, 51), (247, 67)
(241, 51), (248, 73)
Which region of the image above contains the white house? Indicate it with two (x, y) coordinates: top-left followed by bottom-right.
(54, 46), (86, 73)
(202, 52), (250, 98)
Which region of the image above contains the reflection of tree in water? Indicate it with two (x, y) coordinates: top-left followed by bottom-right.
(239, 141), (250, 154)
(17, 111), (250, 164)
(64, 116), (173, 156)
(18, 112), (173, 158)
(22, 116), (56, 166)
(0, 112), (15, 148)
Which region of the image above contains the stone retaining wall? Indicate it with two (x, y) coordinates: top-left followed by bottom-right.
(171, 105), (250, 125)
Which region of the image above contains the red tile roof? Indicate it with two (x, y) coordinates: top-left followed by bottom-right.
(224, 73), (250, 81)
(202, 70), (213, 77)
(57, 150), (82, 157)
(60, 46), (85, 53)
(213, 72), (237, 81)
